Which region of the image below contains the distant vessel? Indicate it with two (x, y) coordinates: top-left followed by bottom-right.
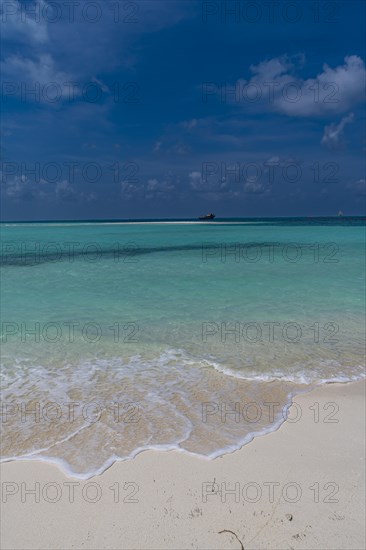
(198, 213), (216, 220)
(338, 210), (344, 217)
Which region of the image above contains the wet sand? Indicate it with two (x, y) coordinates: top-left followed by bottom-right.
(1, 380), (365, 550)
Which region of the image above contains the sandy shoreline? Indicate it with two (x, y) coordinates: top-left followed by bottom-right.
(1, 380), (365, 550)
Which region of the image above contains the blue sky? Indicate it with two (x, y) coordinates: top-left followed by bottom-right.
(1, 0), (365, 220)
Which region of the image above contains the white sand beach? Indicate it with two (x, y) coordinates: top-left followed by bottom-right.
(1, 380), (364, 550)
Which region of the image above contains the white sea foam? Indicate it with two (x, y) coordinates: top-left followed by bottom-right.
(1, 348), (365, 478)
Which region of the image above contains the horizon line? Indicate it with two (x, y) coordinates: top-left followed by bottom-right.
(1, 215), (366, 224)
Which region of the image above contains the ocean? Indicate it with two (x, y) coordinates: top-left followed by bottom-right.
(1, 217), (365, 477)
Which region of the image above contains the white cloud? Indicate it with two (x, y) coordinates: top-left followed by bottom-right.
(0, 53), (115, 104)
(146, 178), (174, 198)
(91, 77), (109, 94)
(121, 180), (139, 199)
(237, 55), (365, 117)
(244, 180), (265, 193)
(189, 171), (203, 190)
(0, 173), (46, 200)
(1, 172), (96, 202)
(55, 180), (96, 202)
(0, 0), (49, 44)
(182, 119), (198, 130)
(321, 112), (354, 148)
(121, 177), (175, 200)
(1, 0), (193, 88)
(0, 53), (77, 101)
(266, 155), (280, 164)
(174, 144), (190, 155)
(55, 180), (76, 200)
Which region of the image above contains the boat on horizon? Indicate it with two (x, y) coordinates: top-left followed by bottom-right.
(198, 213), (216, 220)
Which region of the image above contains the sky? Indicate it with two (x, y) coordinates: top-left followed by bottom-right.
(1, 0), (365, 220)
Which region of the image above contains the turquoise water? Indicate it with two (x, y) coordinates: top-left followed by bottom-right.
(1, 218), (365, 476)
